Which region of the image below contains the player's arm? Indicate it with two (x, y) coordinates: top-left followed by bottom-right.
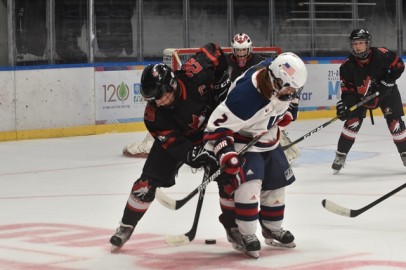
(375, 48), (405, 96)
(336, 63), (360, 120)
(199, 43), (232, 103)
(380, 48), (405, 83)
(144, 103), (194, 162)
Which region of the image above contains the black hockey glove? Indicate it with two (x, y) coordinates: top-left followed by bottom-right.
(378, 80), (395, 97)
(186, 145), (218, 170)
(336, 100), (348, 121)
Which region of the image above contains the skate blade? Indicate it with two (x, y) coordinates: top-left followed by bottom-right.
(231, 243), (245, 252)
(333, 169), (340, 175)
(265, 239), (296, 248)
(231, 243), (259, 259)
(245, 250), (260, 259)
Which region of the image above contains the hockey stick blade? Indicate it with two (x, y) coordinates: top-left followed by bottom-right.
(164, 170), (209, 246)
(282, 91), (380, 151)
(156, 132), (268, 210)
(164, 234), (190, 246)
(322, 182), (406, 218)
(155, 188), (177, 210)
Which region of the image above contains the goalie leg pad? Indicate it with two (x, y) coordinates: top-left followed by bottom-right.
(279, 129), (301, 165)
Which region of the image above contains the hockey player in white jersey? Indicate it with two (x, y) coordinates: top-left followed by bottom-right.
(204, 52), (307, 258)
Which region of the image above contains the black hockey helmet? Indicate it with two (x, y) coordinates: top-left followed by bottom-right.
(349, 29), (372, 59)
(140, 64), (176, 101)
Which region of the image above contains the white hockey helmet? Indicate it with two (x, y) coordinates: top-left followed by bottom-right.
(231, 33), (253, 58)
(269, 52), (307, 90)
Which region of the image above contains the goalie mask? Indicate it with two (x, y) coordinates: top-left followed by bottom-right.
(349, 29), (371, 60)
(231, 33), (253, 67)
(268, 52), (307, 101)
(141, 64), (176, 102)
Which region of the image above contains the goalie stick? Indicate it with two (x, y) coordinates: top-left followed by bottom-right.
(282, 91), (380, 150)
(163, 168), (210, 246)
(155, 131), (268, 210)
(322, 182), (406, 218)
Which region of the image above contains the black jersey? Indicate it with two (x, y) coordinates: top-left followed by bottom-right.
(227, 53), (264, 82)
(339, 47), (404, 107)
(143, 43), (229, 162)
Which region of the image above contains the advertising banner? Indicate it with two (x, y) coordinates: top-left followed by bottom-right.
(94, 66), (146, 124)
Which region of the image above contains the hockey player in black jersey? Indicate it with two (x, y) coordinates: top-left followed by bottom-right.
(109, 43), (233, 251)
(332, 29), (406, 174)
(227, 33), (265, 81)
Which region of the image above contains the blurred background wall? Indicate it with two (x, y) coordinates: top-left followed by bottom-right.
(0, 0), (404, 66)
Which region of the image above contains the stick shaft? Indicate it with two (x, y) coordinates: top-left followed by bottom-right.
(282, 91), (380, 150)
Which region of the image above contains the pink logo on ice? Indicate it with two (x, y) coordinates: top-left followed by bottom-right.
(0, 223), (405, 269)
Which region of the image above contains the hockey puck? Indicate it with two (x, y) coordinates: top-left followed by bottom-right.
(205, 239), (216, 245)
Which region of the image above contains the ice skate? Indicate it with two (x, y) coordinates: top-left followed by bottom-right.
(332, 151), (347, 174)
(261, 225), (296, 248)
(226, 227), (244, 252)
(240, 234), (261, 258)
(225, 228), (260, 259)
(110, 222), (134, 252)
(400, 152), (406, 166)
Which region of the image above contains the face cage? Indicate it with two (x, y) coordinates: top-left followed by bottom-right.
(267, 68), (302, 101)
(350, 39), (371, 59)
(233, 48), (250, 59)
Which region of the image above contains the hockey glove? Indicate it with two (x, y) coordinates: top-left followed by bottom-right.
(336, 100), (348, 121)
(213, 136), (244, 175)
(186, 145), (218, 170)
(278, 102), (299, 127)
(378, 80), (395, 97)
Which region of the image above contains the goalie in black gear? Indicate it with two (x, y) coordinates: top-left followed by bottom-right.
(332, 29), (406, 174)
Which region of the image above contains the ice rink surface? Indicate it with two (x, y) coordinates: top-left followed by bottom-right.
(0, 116), (405, 270)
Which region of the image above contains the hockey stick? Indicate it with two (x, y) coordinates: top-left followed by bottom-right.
(155, 131), (268, 210)
(163, 168), (210, 246)
(322, 182), (406, 218)
(282, 91), (380, 150)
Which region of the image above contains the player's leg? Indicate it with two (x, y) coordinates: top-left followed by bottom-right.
(381, 90), (406, 165)
(110, 141), (182, 251)
(332, 108), (366, 174)
(233, 152), (265, 254)
(260, 147), (296, 248)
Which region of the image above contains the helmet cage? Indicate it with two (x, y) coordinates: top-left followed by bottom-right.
(349, 29), (372, 59)
(267, 52), (307, 101)
(231, 33), (253, 59)
(267, 67), (302, 101)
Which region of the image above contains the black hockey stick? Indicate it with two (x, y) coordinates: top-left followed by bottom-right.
(155, 131), (268, 210)
(322, 182), (406, 218)
(282, 91), (380, 150)
(163, 168), (210, 246)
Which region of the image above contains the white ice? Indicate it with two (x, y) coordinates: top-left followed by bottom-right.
(0, 116), (405, 270)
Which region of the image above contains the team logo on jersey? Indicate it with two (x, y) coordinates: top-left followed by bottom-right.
(357, 76), (372, 95)
(198, 85), (206, 96)
(189, 114), (206, 130)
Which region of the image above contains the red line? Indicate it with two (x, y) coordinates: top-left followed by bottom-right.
(0, 161), (135, 177)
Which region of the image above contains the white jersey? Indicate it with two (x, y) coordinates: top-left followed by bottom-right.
(204, 60), (290, 153)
